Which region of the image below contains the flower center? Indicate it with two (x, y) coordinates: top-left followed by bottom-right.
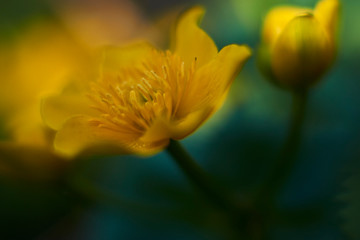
(88, 49), (196, 139)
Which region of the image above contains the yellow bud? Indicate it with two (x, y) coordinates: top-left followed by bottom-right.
(259, 0), (339, 89)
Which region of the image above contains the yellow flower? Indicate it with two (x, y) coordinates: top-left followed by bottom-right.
(258, 0), (339, 88)
(0, 22), (92, 147)
(41, 6), (251, 157)
(0, 22), (91, 180)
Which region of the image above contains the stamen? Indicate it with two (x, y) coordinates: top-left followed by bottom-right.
(88, 49), (199, 136)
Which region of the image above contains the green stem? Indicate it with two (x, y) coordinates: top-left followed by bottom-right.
(258, 88), (308, 202)
(166, 140), (260, 239)
(167, 140), (237, 210)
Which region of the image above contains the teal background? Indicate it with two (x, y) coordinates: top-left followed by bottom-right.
(0, 0), (359, 239)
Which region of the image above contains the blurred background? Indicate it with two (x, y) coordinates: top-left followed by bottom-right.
(0, 0), (359, 239)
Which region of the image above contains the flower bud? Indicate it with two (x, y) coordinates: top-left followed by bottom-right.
(258, 0), (339, 89)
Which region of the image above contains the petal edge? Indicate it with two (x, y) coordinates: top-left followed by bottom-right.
(173, 6), (218, 68)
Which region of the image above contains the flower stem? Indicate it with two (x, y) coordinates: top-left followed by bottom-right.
(166, 140), (260, 238)
(167, 140), (235, 210)
(258, 88), (308, 202)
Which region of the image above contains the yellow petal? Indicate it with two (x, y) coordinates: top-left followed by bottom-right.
(208, 44), (252, 92)
(172, 44), (251, 139)
(0, 23), (89, 112)
(8, 105), (50, 147)
(173, 6), (218, 68)
(54, 115), (130, 157)
(271, 14), (333, 88)
(101, 41), (155, 76)
(140, 118), (171, 143)
(176, 44), (251, 117)
(170, 106), (214, 140)
(54, 115), (168, 157)
(314, 0), (340, 40)
(262, 6), (312, 46)
(41, 93), (96, 131)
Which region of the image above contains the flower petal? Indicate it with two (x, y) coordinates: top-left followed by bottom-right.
(262, 6), (312, 46)
(0, 23), (90, 112)
(101, 41), (155, 76)
(207, 44), (252, 93)
(41, 93), (95, 131)
(172, 44), (251, 139)
(6, 102), (50, 147)
(54, 115), (168, 157)
(314, 0), (340, 40)
(271, 14), (333, 88)
(139, 118), (172, 143)
(176, 44), (251, 118)
(169, 106), (214, 140)
(173, 6), (218, 68)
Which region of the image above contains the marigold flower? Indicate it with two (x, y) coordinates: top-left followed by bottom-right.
(258, 0), (339, 88)
(41, 6), (251, 157)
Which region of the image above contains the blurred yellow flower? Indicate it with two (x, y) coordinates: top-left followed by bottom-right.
(0, 22), (93, 147)
(0, 22), (90, 180)
(41, 6), (251, 157)
(258, 0), (340, 88)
